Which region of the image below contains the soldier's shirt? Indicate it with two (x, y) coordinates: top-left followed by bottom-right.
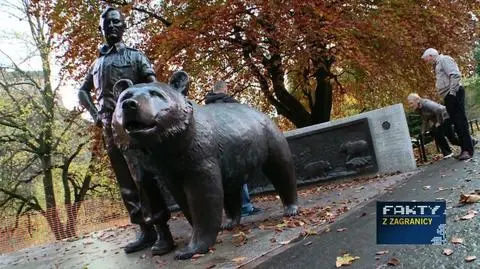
(84, 42), (155, 113)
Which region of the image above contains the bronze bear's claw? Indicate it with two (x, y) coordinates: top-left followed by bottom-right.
(220, 219), (237, 231)
(284, 204), (299, 216)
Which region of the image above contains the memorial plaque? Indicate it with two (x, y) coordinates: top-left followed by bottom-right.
(286, 118), (378, 184)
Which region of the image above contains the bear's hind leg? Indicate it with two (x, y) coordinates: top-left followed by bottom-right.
(221, 183), (243, 230)
(263, 144), (299, 217)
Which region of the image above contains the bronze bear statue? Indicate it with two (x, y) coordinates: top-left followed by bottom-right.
(111, 80), (298, 260)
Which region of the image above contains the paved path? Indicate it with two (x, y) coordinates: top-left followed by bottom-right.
(0, 171), (413, 269)
(252, 156), (480, 269)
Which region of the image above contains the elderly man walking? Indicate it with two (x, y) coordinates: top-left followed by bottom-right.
(421, 48), (474, 160)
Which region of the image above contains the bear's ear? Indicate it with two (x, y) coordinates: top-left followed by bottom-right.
(113, 79), (134, 98)
(169, 70), (189, 96)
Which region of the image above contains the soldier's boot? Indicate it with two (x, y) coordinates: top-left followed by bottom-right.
(124, 224), (157, 253)
(151, 223), (175, 256)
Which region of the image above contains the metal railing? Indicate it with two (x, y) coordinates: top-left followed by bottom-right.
(469, 118), (479, 135)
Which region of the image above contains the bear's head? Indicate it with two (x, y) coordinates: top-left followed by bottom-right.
(112, 79), (193, 149)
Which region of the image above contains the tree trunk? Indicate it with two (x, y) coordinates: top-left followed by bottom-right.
(311, 64), (333, 124)
(65, 203), (80, 238)
(64, 137), (99, 239)
(266, 54), (313, 128)
(41, 157), (67, 240)
(45, 210), (67, 240)
(62, 166), (77, 238)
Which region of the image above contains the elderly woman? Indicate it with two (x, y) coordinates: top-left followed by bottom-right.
(407, 93), (460, 159)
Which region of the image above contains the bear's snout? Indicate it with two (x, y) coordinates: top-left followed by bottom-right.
(122, 99), (138, 111)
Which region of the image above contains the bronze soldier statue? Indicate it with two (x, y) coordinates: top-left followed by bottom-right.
(77, 6), (174, 255)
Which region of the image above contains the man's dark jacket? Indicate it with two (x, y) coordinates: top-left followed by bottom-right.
(205, 92), (238, 104)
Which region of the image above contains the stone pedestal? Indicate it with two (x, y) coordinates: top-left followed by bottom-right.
(248, 104), (416, 194)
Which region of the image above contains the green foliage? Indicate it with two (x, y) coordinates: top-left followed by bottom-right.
(463, 75), (480, 120)
(405, 112), (422, 138)
(474, 44), (480, 76)
(405, 111), (434, 144)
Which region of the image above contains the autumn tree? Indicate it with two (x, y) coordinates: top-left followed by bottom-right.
(463, 43), (480, 119)
(0, 0), (113, 239)
(50, 0), (479, 128)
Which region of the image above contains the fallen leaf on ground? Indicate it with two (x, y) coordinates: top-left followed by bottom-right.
(465, 256), (476, 262)
(459, 193), (480, 204)
(460, 211), (476, 220)
(443, 249), (453, 256)
(451, 237), (464, 244)
(232, 232), (247, 246)
(335, 253), (360, 267)
(191, 254), (205, 258)
(303, 229), (319, 236)
(376, 250), (389, 255)
(232, 256), (247, 264)
(423, 185), (431, 190)
(387, 257), (400, 266)
(337, 228), (348, 232)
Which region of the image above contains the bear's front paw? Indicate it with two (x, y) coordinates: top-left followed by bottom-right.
(220, 218), (239, 230)
(174, 244), (208, 260)
(284, 204), (299, 216)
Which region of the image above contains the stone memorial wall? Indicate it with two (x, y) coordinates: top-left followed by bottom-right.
(248, 104), (416, 194)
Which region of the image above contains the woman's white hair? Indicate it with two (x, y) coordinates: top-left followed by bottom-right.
(213, 81), (227, 93)
(407, 93), (421, 102)
(421, 48), (439, 59)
